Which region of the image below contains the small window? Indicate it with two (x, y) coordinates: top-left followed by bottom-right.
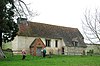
(74, 42), (78, 46)
(72, 41), (78, 47)
(55, 40), (58, 47)
(45, 39), (51, 47)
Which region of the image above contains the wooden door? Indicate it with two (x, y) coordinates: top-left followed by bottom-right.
(36, 47), (42, 56)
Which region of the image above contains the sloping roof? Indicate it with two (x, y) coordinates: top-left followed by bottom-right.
(30, 38), (46, 48)
(18, 21), (86, 47)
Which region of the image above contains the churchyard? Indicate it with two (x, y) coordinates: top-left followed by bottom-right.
(0, 54), (100, 66)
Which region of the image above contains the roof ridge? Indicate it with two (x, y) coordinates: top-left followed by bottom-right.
(18, 21), (86, 47)
(27, 21), (77, 29)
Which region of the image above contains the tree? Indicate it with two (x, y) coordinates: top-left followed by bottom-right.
(0, 0), (36, 58)
(82, 8), (100, 44)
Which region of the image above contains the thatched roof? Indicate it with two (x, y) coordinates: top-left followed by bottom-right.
(18, 21), (86, 47)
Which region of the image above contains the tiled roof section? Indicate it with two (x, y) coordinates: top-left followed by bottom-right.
(18, 22), (86, 47)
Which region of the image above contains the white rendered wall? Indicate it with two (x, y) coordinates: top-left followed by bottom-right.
(12, 36), (65, 55)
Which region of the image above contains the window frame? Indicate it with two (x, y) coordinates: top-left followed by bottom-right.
(45, 39), (51, 47)
(72, 41), (79, 47)
(55, 40), (58, 47)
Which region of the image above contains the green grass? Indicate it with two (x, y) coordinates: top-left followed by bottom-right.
(0, 55), (100, 66)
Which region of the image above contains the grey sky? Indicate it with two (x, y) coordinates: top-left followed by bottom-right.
(23, 0), (100, 42)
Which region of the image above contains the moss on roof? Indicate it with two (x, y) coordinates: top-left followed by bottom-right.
(18, 22), (86, 47)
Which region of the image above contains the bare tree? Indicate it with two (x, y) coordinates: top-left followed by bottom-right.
(0, 0), (38, 58)
(82, 8), (100, 44)
(14, 0), (39, 20)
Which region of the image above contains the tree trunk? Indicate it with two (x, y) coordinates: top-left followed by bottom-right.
(0, 30), (2, 49)
(0, 47), (6, 58)
(0, 30), (6, 58)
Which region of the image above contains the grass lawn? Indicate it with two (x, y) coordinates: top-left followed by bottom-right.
(0, 55), (100, 66)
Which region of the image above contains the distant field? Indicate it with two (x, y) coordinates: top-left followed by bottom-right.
(0, 55), (100, 66)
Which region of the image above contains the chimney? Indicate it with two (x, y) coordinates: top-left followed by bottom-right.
(17, 18), (27, 24)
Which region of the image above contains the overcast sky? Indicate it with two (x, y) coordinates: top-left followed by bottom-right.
(23, 0), (100, 42)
